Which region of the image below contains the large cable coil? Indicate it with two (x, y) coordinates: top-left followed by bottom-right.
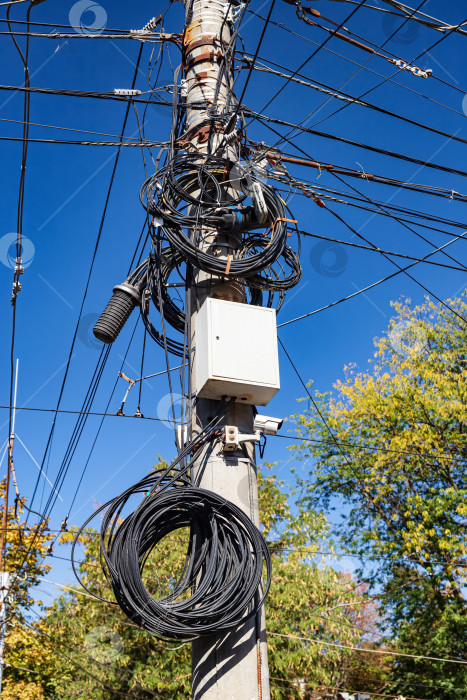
(73, 416), (271, 642)
(93, 152), (299, 350)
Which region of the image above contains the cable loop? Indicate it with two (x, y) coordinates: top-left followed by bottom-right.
(73, 420), (271, 641)
(140, 152), (292, 279)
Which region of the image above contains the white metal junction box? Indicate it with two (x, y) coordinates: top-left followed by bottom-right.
(195, 298), (280, 406)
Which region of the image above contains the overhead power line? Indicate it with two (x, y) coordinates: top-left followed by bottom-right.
(277, 230), (467, 328)
(9, 44), (148, 601)
(244, 57), (467, 150)
(0, 114), (163, 139)
(247, 7), (464, 97)
(245, 56), (465, 120)
(0, 135), (167, 146)
(243, 108), (467, 179)
(0, 83), (193, 107)
(359, 0), (467, 36)
(269, 631), (467, 666)
(0, 404), (175, 424)
(255, 117), (467, 310)
(0, 403), (463, 464)
(292, 7), (467, 139)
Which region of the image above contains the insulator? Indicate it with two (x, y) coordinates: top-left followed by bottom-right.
(113, 89), (142, 96)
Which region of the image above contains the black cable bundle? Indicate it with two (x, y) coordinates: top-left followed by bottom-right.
(73, 418), (271, 642)
(240, 236), (303, 291)
(125, 249), (187, 357)
(140, 152), (292, 279)
(147, 246), (186, 334)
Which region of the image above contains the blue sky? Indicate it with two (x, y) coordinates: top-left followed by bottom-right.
(1, 0), (467, 594)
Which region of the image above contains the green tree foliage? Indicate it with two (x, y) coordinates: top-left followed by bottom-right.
(290, 295), (467, 699)
(6, 467), (374, 698)
(0, 482), (54, 700)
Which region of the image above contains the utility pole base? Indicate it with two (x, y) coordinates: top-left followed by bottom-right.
(191, 401), (270, 700)
(192, 615), (269, 700)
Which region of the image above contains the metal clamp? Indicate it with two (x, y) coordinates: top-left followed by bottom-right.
(223, 425), (261, 452)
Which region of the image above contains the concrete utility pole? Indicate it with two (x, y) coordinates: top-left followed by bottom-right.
(182, 1), (271, 698)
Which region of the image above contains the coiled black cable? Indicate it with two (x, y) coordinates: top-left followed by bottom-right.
(140, 152), (289, 279)
(126, 252), (186, 357)
(102, 478), (270, 641)
(73, 408), (271, 642)
(241, 237), (303, 291)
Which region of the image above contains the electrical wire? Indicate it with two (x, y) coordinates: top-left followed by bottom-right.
(268, 630), (467, 666)
(243, 106), (467, 181)
(277, 229), (467, 327)
(275, 0), (446, 151)
(0, 405), (177, 424)
(0, 29), (168, 40)
(230, 0), (277, 124)
(244, 53), (465, 121)
(244, 0), (369, 130)
(0, 405), (463, 464)
(246, 7), (464, 101)
(1, 0), (34, 573)
(260, 145), (467, 201)
(30, 44), (146, 518)
(284, 6), (467, 143)
(246, 56), (467, 152)
(0, 114), (165, 139)
(0, 82), (205, 107)
(360, 0), (467, 37)
(295, 229), (467, 273)
(0, 135), (168, 146)
(140, 152), (296, 280)
(8, 45), (148, 602)
(250, 121), (467, 314)
(274, 178), (467, 238)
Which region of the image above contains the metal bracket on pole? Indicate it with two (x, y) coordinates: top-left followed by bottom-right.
(223, 425), (261, 452)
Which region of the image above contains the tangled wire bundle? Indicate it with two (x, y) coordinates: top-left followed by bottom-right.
(240, 236), (302, 292)
(140, 152), (297, 280)
(74, 428), (271, 641)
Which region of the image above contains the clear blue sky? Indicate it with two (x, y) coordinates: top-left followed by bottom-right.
(1, 0), (466, 593)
